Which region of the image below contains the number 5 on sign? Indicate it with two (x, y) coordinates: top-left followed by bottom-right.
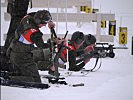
(119, 27), (128, 44)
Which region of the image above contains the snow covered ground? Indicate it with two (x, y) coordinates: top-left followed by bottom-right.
(1, 0), (133, 100)
(1, 48), (133, 100)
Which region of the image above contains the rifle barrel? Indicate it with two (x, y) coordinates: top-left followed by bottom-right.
(113, 47), (128, 49)
(63, 31), (68, 39)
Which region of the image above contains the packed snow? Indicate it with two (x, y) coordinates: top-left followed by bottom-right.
(1, 48), (133, 100)
(1, 0), (133, 100)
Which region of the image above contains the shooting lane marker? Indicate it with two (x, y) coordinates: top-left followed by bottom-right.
(119, 27), (128, 45)
(109, 20), (116, 36)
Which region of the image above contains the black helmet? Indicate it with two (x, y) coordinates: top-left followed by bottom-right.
(71, 31), (85, 44)
(34, 10), (52, 25)
(83, 34), (96, 47)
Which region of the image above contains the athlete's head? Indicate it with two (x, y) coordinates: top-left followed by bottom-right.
(34, 10), (52, 27)
(71, 31), (85, 49)
(83, 34), (96, 47)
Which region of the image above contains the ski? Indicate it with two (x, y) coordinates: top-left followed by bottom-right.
(40, 73), (85, 87)
(41, 74), (67, 85)
(63, 67), (101, 77)
(42, 74), (65, 80)
(63, 70), (90, 77)
(48, 79), (67, 85)
(52, 83), (85, 87)
(0, 77), (50, 90)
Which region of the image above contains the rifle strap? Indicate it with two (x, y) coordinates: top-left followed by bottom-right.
(76, 54), (102, 72)
(90, 57), (102, 72)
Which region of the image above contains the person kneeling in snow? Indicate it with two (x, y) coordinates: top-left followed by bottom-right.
(6, 10), (55, 83)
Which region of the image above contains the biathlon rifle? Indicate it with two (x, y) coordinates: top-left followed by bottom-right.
(94, 43), (128, 58)
(50, 28), (68, 78)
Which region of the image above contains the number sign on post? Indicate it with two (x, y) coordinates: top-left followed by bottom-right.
(119, 27), (128, 44)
